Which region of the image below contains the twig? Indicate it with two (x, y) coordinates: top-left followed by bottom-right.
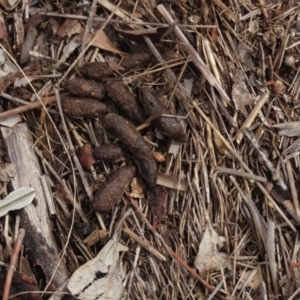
(54, 88), (93, 201)
(243, 128), (287, 191)
(192, 100), (297, 233)
(212, 0), (237, 21)
(123, 227), (166, 261)
(39, 12), (217, 28)
(157, 4), (231, 104)
(0, 94), (68, 120)
(235, 92), (270, 144)
(78, 0), (98, 67)
(286, 160), (300, 216)
(215, 167), (267, 182)
(130, 200), (227, 300)
(2, 228), (25, 300)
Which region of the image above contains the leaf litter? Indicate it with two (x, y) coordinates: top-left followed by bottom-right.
(1, 1), (300, 300)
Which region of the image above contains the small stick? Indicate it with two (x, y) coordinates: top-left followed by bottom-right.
(192, 100), (297, 232)
(78, 0), (98, 67)
(215, 167), (267, 182)
(157, 4), (231, 104)
(286, 160), (300, 216)
(212, 0), (237, 21)
(39, 12), (217, 28)
(54, 89), (93, 201)
(2, 228), (25, 300)
(0, 94), (68, 120)
(235, 92), (269, 144)
(243, 128), (287, 191)
(130, 200), (227, 300)
(123, 227), (166, 261)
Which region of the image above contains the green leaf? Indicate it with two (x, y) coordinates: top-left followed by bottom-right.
(0, 187), (35, 217)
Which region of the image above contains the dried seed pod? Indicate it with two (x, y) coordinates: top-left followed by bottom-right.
(273, 80), (286, 95)
(61, 97), (107, 118)
(101, 113), (157, 189)
(139, 87), (186, 141)
(152, 151), (166, 163)
(284, 55), (296, 69)
(77, 144), (95, 170)
(93, 165), (136, 212)
(105, 81), (146, 124)
(120, 52), (152, 70)
(93, 144), (124, 161)
(77, 62), (113, 81)
(65, 78), (105, 100)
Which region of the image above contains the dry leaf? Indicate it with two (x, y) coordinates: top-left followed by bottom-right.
(116, 27), (169, 43)
(130, 178), (145, 198)
(0, 0), (20, 11)
(238, 269), (263, 290)
(248, 19), (260, 35)
(68, 232), (128, 299)
(49, 36), (81, 70)
(232, 69), (254, 117)
(0, 187), (35, 217)
(272, 121), (300, 137)
(78, 28), (128, 56)
(0, 115), (22, 127)
(57, 18), (81, 38)
(0, 48), (18, 77)
(238, 43), (254, 69)
(194, 225), (231, 276)
(283, 137), (300, 156)
(0, 163), (16, 182)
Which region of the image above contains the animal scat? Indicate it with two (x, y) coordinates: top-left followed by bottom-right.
(105, 81), (147, 124)
(139, 86), (186, 142)
(92, 144), (124, 161)
(61, 97), (107, 118)
(93, 165), (136, 212)
(100, 113), (157, 190)
(64, 78), (105, 100)
(120, 52), (152, 70)
(77, 62), (113, 81)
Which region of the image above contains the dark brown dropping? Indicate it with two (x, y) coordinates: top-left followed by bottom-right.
(61, 97), (107, 118)
(93, 144), (124, 161)
(77, 62), (113, 81)
(101, 113), (157, 188)
(120, 52), (152, 70)
(65, 78), (105, 100)
(139, 87), (186, 142)
(93, 165), (136, 212)
(105, 81), (146, 124)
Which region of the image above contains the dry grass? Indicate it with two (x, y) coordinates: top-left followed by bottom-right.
(1, 0), (300, 299)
